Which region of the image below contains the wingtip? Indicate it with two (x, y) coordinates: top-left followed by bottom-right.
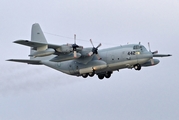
(6, 59), (13, 61)
(13, 40), (29, 44)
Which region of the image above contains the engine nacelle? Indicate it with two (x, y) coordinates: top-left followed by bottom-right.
(56, 45), (83, 53)
(56, 46), (72, 53)
(50, 53), (81, 62)
(29, 48), (55, 57)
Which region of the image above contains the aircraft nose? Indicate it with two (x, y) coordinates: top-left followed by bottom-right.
(145, 52), (153, 58)
(154, 59), (160, 65)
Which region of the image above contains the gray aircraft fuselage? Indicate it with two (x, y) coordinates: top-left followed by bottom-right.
(41, 44), (155, 76)
(7, 23), (171, 80)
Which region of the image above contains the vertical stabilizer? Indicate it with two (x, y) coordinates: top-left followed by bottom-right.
(31, 23), (47, 43)
(30, 23), (53, 60)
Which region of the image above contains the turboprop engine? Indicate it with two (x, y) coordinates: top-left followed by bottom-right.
(29, 48), (55, 57)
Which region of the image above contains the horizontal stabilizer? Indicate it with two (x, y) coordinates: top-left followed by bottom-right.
(153, 54), (172, 57)
(7, 59), (42, 65)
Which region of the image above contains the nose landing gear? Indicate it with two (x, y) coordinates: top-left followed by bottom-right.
(134, 64), (141, 71)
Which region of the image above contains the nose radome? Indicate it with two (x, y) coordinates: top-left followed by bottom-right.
(154, 59), (160, 65)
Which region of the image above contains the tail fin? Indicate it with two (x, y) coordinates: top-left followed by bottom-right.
(30, 23), (49, 60)
(7, 23), (54, 64)
(31, 23), (47, 43)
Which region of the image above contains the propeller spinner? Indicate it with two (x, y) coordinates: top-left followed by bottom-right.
(88, 39), (102, 60)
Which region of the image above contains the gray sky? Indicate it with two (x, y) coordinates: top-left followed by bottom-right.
(0, 0), (179, 120)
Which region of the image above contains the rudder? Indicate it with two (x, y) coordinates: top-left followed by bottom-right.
(31, 23), (47, 43)
(30, 23), (49, 60)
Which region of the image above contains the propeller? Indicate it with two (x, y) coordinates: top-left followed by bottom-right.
(72, 34), (79, 58)
(67, 34), (83, 58)
(148, 42), (158, 65)
(88, 39), (102, 60)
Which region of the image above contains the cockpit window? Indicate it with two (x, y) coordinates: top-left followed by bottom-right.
(133, 45), (140, 49)
(141, 46), (147, 51)
(133, 45), (148, 52)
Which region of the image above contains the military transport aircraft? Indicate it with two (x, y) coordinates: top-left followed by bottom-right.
(7, 23), (172, 79)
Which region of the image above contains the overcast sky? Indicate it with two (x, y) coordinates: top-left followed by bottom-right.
(0, 0), (179, 120)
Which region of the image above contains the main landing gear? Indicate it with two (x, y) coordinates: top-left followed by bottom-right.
(134, 64), (141, 71)
(82, 73), (88, 78)
(97, 72), (112, 80)
(82, 71), (95, 78)
(81, 71), (112, 80)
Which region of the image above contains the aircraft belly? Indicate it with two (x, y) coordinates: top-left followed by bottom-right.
(107, 58), (149, 70)
(41, 60), (75, 75)
(137, 58), (150, 65)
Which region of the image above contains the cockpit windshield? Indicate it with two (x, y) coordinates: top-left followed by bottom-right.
(133, 45), (148, 52)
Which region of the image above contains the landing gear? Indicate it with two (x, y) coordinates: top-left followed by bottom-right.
(89, 72), (95, 77)
(82, 73), (88, 78)
(82, 71), (112, 80)
(104, 72), (112, 78)
(98, 71), (112, 80)
(134, 64), (141, 71)
(98, 74), (105, 80)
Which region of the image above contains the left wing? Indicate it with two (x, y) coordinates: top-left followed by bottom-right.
(14, 40), (83, 54)
(13, 40), (96, 63)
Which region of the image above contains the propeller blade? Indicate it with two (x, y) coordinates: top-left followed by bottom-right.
(74, 51), (77, 58)
(96, 54), (101, 60)
(89, 39), (101, 59)
(88, 51), (93, 56)
(152, 50), (158, 54)
(150, 59), (154, 65)
(90, 39), (94, 47)
(96, 43), (102, 49)
(74, 34), (76, 44)
(148, 42), (151, 52)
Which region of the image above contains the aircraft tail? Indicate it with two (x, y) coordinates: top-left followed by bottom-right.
(31, 23), (47, 43)
(30, 23), (54, 60)
(7, 23), (55, 64)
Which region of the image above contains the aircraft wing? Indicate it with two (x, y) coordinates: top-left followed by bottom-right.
(153, 54), (172, 57)
(14, 40), (62, 49)
(7, 59), (42, 65)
